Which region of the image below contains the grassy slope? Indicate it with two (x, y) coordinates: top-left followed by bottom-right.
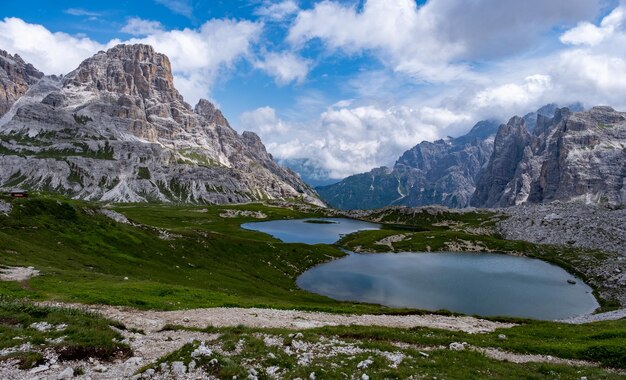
(0, 196), (624, 373)
(0, 300), (130, 368)
(0, 195), (393, 313)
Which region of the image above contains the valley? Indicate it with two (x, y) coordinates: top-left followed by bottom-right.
(0, 193), (624, 378)
(0, 31), (624, 379)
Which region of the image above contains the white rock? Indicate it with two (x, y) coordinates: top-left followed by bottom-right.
(191, 342), (213, 358)
(93, 364), (108, 372)
(57, 367), (74, 379)
(29, 365), (49, 374)
(29, 322), (53, 331)
(171, 361), (186, 378)
(362, 375), (370, 380)
(357, 358), (373, 369)
(498, 334), (507, 340)
(266, 366), (280, 376)
(309, 372), (316, 380)
(449, 342), (465, 351)
(418, 351), (429, 357)
(124, 357), (143, 367)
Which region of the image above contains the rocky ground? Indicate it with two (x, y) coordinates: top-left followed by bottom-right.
(38, 303), (515, 334)
(498, 202), (626, 305)
(4, 302), (623, 379)
(498, 202), (626, 254)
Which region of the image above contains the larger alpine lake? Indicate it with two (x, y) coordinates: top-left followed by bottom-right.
(242, 218), (599, 320)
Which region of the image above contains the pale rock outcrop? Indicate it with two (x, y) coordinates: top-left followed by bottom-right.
(0, 49), (43, 117)
(472, 106), (626, 207)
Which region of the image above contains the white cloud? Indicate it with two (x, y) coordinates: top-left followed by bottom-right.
(121, 18), (164, 36)
(254, 52), (310, 85)
(472, 75), (553, 114)
(287, 0), (600, 81)
(0, 17), (108, 75)
(64, 8), (102, 17)
(238, 104), (469, 179)
(154, 0), (193, 18)
(128, 19), (263, 103)
(254, 0), (299, 21)
(0, 17), (262, 105)
(239, 106), (291, 134)
(561, 6), (624, 46)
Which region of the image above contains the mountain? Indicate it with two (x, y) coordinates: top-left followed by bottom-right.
(471, 106), (626, 207)
(316, 104), (601, 210)
(278, 158), (340, 187)
(0, 49), (43, 117)
(316, 119), (500, 210)
(0, 45), (322, 205)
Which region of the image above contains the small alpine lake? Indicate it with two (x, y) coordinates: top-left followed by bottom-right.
(241, 217), (380, 244)
(243, 218), (599, 320)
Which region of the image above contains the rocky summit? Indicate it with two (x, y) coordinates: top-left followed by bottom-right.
(319, 104), (625, 210)
(316, 119), (501, 210)
(0, 44), (321, 205)
(0, 49), (43, 117)
(471, 106), (626, 207)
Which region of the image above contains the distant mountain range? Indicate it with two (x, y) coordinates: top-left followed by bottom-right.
(317, 102), (626, 209)
(0, 44), (322, 205)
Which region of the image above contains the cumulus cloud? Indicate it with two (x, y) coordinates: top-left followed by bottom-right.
(287, 0), (600, 80)
(0, 17), (262, 105)
(0, 17), (107, 75)
(239, 106), (291, 134)
(121, 18), (164, 36)
(254, 52), (310, 85)
(560, 6), (624, 46)
(239, 104), (469, 179)
(128, 19), (263, 103)
(471, 75), (554, 116)
(254, 0), (299, 21)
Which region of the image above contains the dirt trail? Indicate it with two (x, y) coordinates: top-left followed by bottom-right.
(41, 302), (515, 334)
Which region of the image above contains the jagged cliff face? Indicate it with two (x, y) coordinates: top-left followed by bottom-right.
(0, 49), (43, 117)
(0, 44), (322, 205)
(316, 120), (500, 210)
(471, 106), (626, 207)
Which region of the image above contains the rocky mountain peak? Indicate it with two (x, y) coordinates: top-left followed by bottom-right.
(0, 49), (44, 116)
(63, 44), (188, 109)
(194, 99), (229, 126)
(0, 45), (323, 206)
(472, 106), (626, 207)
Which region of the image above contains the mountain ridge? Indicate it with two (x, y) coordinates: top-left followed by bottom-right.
(0, 44), (323, 205)
(317, 103), (625, 209)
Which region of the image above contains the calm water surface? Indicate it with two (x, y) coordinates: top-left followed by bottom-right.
(241, 218), (380, 244)
(298, 252), (598, 320)
(244, 218), (599, 320)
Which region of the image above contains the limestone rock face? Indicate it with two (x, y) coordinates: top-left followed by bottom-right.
(316, 120), (500, 210)
(0, 49), (43, 117)
(0, 44), (322, 205)
(471, 106), (626, 207)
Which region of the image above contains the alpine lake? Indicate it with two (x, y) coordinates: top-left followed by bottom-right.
(242, 218), (599, 320)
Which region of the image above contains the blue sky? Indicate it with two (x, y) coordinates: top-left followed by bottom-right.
(0, 0), (624, 181)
